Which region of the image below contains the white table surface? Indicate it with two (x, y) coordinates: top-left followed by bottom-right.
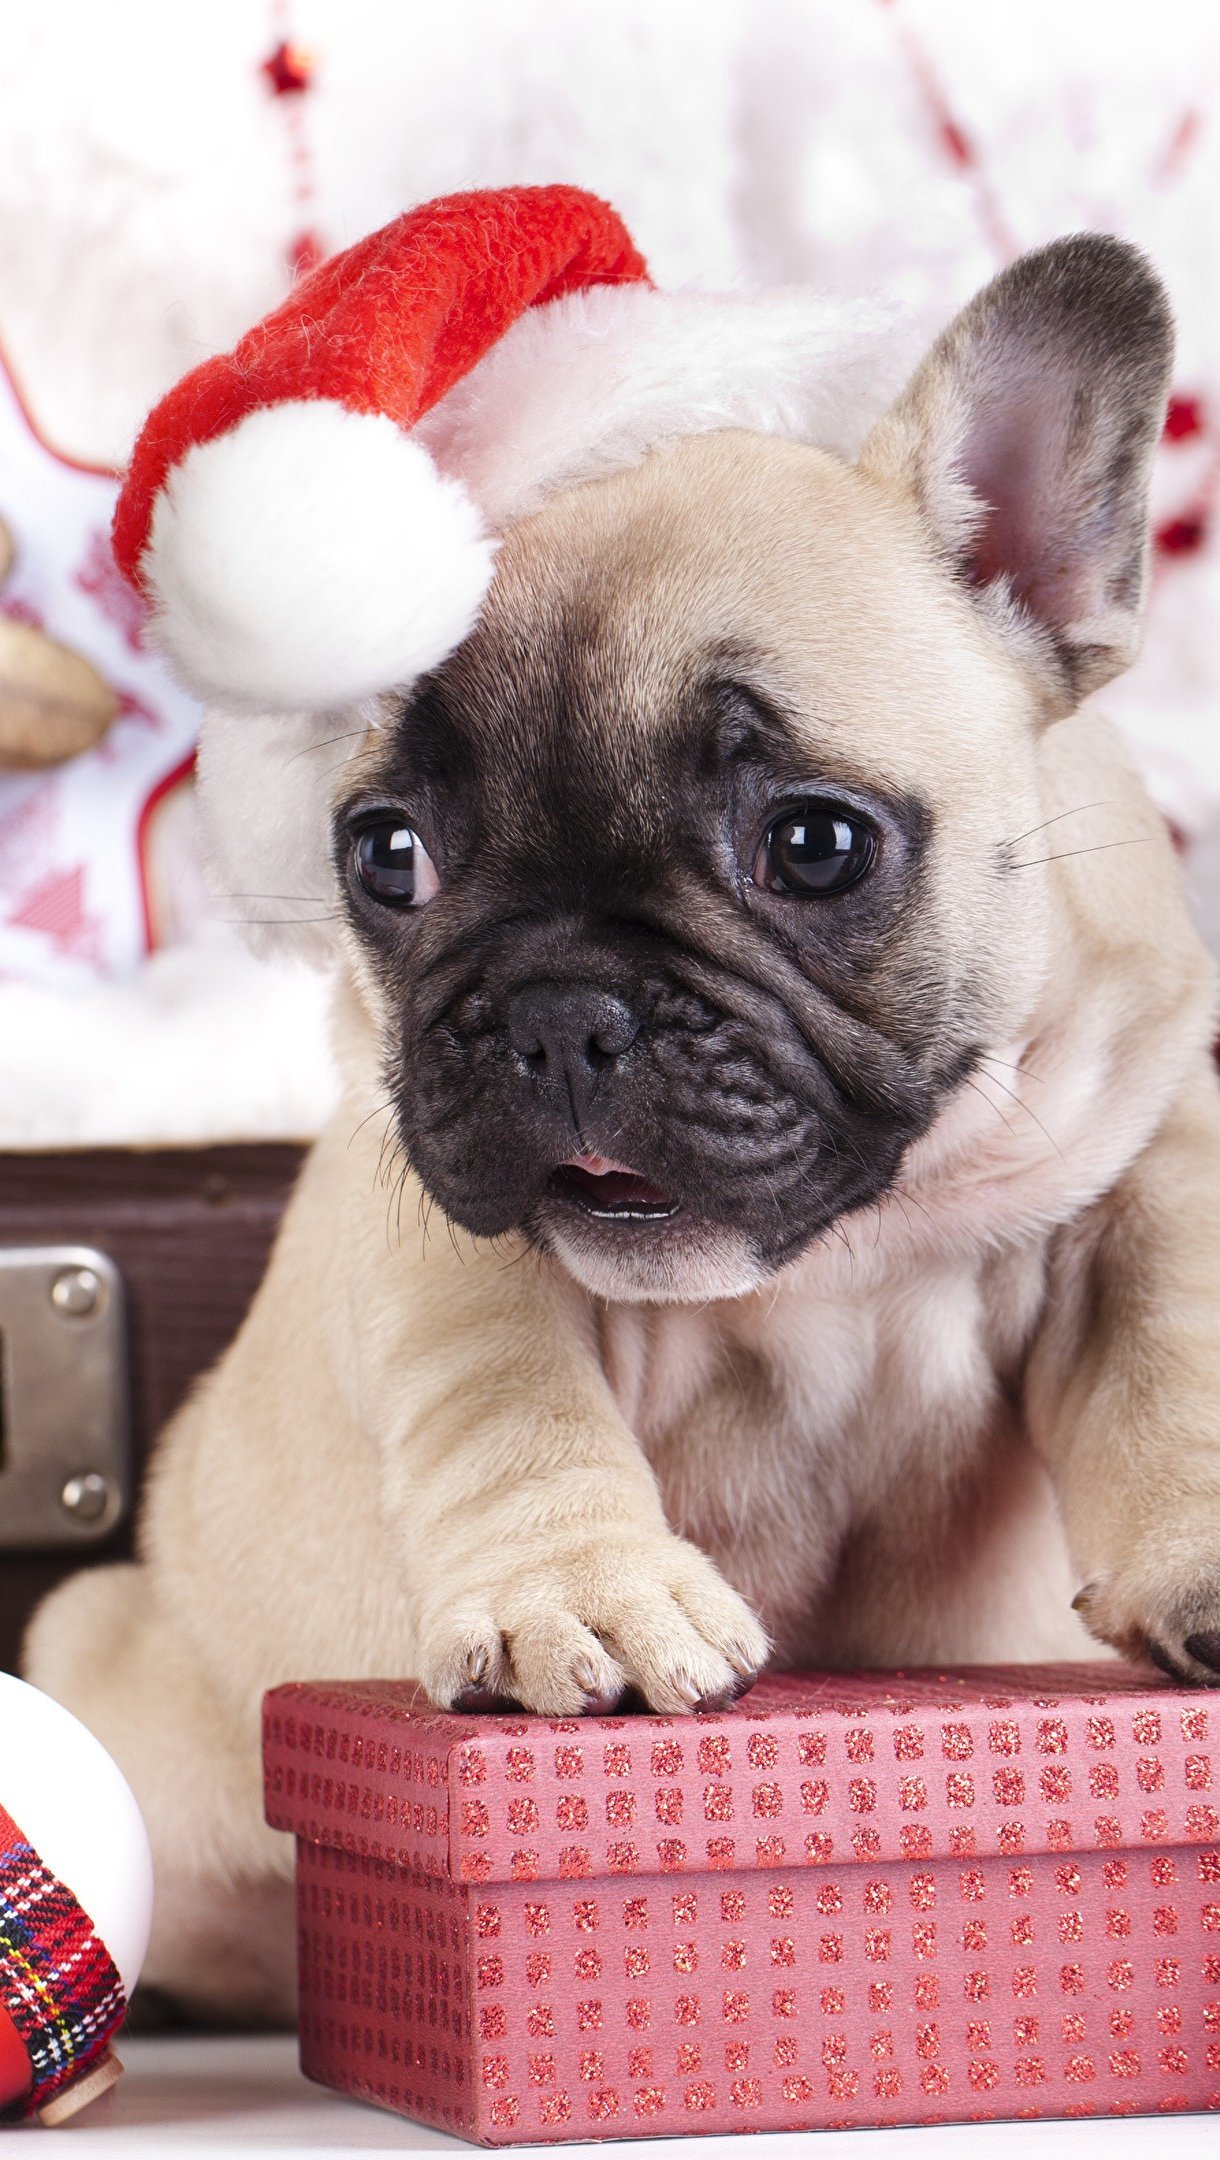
(51, 2035), (1216, 2158)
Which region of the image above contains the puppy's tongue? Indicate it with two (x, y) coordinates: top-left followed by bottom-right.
(554, 1152), (676, 1217)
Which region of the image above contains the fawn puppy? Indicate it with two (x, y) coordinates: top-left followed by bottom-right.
(29, 235), (1220, 2017)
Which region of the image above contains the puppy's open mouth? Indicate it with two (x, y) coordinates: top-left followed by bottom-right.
(550, 1153), (681, 1221)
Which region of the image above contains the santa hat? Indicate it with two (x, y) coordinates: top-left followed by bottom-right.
(114, 185), (908, 716)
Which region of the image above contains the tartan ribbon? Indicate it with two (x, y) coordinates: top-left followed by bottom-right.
(0, 1799), (126, 2118)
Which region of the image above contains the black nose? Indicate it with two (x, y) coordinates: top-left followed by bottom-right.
(507, 980), (639, 1103)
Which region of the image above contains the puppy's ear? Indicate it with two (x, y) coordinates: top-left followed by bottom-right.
(860, 234), (1172, 706)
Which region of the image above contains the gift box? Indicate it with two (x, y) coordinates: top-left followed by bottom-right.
(262, 1665), (1220, 2142)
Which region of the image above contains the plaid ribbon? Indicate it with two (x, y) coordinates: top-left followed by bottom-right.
(0, 1800), (126, 2118)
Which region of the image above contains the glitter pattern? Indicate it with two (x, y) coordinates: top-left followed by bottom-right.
(266, 1666), (1219, 2140)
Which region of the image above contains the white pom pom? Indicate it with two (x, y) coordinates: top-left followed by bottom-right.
(143, 400), (497, 710)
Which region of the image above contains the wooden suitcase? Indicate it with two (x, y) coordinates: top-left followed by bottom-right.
(0, 1144), (304, 1672)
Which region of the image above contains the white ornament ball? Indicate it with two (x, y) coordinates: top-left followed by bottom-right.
(0, 1672), (153, 1998)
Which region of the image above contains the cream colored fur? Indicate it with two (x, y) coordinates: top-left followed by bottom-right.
(26, 418), (1220, 2022)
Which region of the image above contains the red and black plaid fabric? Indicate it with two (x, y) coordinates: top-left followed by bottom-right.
(0, 1800), (126, 2118)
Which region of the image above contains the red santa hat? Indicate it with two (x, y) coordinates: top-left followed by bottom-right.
(115, 185), (906, 714)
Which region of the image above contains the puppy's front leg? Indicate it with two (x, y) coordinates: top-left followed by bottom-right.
(1026, 1062), (1220, 1680)
(364, 1235), (768, 1714)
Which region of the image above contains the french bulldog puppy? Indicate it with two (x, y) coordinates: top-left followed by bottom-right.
(26, 235), (1220, 2020)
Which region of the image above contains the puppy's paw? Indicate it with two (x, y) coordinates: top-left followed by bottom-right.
(1072, 1529), (1220, 1685)
(417, 1535), (769, 1717)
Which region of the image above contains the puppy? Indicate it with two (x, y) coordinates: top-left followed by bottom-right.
(26, 234), (1220, 2021)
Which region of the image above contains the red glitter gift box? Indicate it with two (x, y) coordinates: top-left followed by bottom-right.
(262, 1665), (1220, 2141)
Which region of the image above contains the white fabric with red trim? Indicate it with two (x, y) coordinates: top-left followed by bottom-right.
(0, 338), (338, 1144)
(0, 345), (199, 988)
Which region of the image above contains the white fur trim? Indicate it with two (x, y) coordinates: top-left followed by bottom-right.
(143, 400), (496, 710)
(0, 933), (337, 1148)
(417, 284), (916, 526)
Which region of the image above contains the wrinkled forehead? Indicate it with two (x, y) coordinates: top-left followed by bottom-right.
(371, 430), (1030, 812)
(374, 614), (718, 894)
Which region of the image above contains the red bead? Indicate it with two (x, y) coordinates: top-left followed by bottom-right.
(1163, 394), (1205, 443)
(261, 40), (313, 97)
(1156, 514), (1207, 557)
(288, 230), (325, 283)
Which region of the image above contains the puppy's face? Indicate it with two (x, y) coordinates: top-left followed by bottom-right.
(332, 241), (1169, 1302)
(335, 435), (1044, 1300)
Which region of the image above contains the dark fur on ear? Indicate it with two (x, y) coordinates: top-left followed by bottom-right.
(861, 234), (1173, 707)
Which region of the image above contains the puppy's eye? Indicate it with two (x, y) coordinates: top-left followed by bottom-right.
(353, 821), (439, 908)
(754, 801), (876, 896)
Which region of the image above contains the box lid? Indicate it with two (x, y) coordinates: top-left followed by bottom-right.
(262, 1664), (1217, 1887)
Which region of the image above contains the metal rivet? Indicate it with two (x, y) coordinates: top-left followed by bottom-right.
(60, 1472), (116, 1524)
(51, 1266), (102, 1318)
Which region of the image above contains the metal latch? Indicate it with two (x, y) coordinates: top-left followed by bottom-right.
(0, 1246), (130, 1549)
